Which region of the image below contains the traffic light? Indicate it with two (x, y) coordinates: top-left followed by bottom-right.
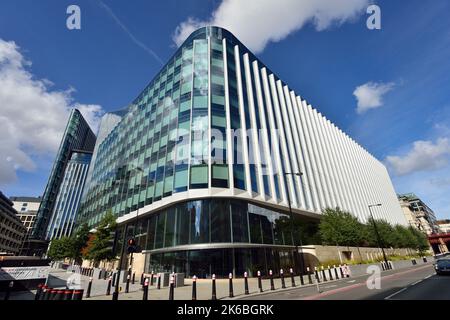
(127, 238), (142, 254)
(107, 231), (117, 254)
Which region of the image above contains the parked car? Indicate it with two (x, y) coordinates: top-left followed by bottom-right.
(434, 259), (450, 275)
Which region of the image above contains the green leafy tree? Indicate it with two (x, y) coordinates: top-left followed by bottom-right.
(47, 237), (74, 261)
(408, 226), (430, 255)
(70, 223), (91, 264)
(319, 208), (363, 247)
(366, 218), (396, 248)
(84, 212), (117, 266)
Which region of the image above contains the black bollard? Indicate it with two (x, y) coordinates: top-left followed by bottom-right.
(72, 289), (84, 301)
(39, 286), (47, 300)
(334, 265), (339, 279)
(321, 266), (327, 282)
(269, 270), (275, 291)
(192, 276), (197, 300)
(157, 274), (161, 290)
(228, 273), (234, 298)
(112, 272), (117, 287)
(63, 289), (73, 300)
(307, 267), (313, 284)
(423, 257), (428, 263)
(328, 266), (334, 280)
(125, 274), (130, 293)
(211, 274), (217, 300)
(106, 276), (112, 295)
(142, 278), (149, 300)
(290, 268), (296, 287)
(339, 265), (344, 278)
(43, 287), (52, 300)
(244, 272), (249, 295)
(141, 273), (144, 285)
(150, 272), (154, 286)
(280, 269), (286, 289)
(257, 271), (263, 293)
(299, 268), (305, 286)
(169, 273), (175, 300)
(132, 272), (136, 285)
(4, 281), (13, 300)
(35, 283), (44, 300)
(103, 269), (107, 280)
(314, 267), (320, 283)
(86, 277), (93, 298)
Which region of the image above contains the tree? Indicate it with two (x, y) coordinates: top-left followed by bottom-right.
(70, 223), (91, 264)
(47, 237), (74, 261)
(408, 226), (430, 255)
(366, 218), (396, 248)
(319, 208), (363, 247)
(84, 212), (117, 266)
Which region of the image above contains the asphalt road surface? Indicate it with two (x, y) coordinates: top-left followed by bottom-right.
(241, 264), (450, 300)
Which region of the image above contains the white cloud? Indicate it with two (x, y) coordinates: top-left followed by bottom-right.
(385, 138), (450, 176)
(173, 0), (369, 53)
(0, 39), (104, 185)
(353, 81), (395, 114)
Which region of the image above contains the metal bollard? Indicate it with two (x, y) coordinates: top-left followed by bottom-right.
(132, 272), (136, 285)
(103, 269), (107, 280)
(244, 272), (249, 295)
(211, 274), (217, 300)
(328, 266), (334, 280)
(314, 267), (320, 283)
(339, 265), (344, 278)
(307, 267), (313, 284)
(192, 276), (197, 300)
(150, 271), (154, 286)
(39, 285), (48, 300)
(290, 268), (296, 287)
(257, 271), (263, 293)
(141, 273), (144, 285)
(35, 283), (44, 300)
(228, 273), (234, 298)
(157, 274), (161, 290)
(4, 281), (13, 300)
(321, 266), (327, 281)
(72, 289), (84, 301)
(125, 274), (130, 293)
(142, 278), (149, 301)
(169, 273), (175, 300)
(106, 276), (112, 295)
(299, 269), (305, 286)
(112, 272), (117, 287)
(86, 277), (93, 298)
(334, 265), (339, 279)
(280, 269), (286, 289)
(423, 257), (428, 263)
(269, 270), (275, 290)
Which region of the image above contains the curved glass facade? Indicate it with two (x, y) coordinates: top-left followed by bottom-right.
(120, 198), (318, 278)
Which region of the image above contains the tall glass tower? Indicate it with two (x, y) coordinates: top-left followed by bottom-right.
(77, 27), (406, 277)
(30, 109), (96, 255)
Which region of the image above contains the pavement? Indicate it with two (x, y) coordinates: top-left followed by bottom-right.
(2, 261), (448, 300)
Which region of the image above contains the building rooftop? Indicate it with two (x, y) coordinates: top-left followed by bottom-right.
(10, 196), (42, 203)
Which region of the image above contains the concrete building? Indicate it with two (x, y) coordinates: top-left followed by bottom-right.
(399, 193), (440, 235)
(76, 27), (406, 277)
(10, 196), (42, 235)
(437, 220), (450, 234)
(45, 151), (93, 241)
(0, 192), (26, 255)
(29, 109), (96, 256)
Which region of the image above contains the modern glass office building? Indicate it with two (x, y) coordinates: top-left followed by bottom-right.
(77, 27), (406, 277)
(46, 151), (93, 241)
(31, 109), (96, 255)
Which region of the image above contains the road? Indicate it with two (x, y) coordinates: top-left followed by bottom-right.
(241, 264), (450, 300)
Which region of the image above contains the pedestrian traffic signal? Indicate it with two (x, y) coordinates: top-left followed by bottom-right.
(127, 238), (141, 254)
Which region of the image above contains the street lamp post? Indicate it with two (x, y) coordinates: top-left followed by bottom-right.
(284, 172), (306, 275)
(368, 204), (390, 270)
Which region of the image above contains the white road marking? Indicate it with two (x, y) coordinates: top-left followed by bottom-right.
(424, 274), (434, 280)
(384, 287), (408, 300)
(323, 285), (337, 289)
(347, 280), (356, 283)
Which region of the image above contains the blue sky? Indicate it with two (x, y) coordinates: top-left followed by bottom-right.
(0, 0), (449, 219)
